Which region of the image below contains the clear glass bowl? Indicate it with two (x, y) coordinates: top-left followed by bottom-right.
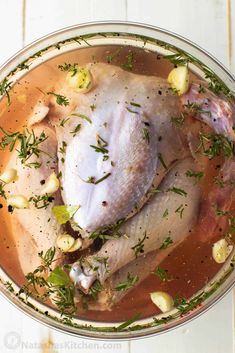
(0, 21), (234, 340)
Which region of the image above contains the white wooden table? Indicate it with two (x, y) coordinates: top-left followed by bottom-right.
(0, 1), (234, 352)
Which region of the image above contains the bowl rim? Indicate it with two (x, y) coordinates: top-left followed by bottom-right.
(0, 19), (234, 340)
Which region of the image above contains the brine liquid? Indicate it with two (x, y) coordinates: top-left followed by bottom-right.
(0, 45), (232, 322)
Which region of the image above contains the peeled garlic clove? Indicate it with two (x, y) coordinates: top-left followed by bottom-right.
(0, 168), (18, 184)
(66, 67), (93, 93)
(167, 66), (189, 95)
(212, 238), (233, 264)
(41, 172), (60, 195)
(150, 291), (174, 313)
(7, 195), (29, 209)
(67, 238), (82, 252)
(56, 233), (75, 252)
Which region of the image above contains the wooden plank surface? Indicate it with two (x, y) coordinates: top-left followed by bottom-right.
(0, 1), (234, 352)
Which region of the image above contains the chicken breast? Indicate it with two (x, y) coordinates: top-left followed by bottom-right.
(70, 157), (201, 292)
(49, 63), (188, 234)
(4, 123), (62, 274)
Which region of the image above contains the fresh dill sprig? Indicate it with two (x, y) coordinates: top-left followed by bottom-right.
(70, 124), (81, 136)
(175, 204), (185, 218)
(90, 134), (108, 154)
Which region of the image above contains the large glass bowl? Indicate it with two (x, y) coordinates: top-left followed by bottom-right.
(0, 21), (234, 340)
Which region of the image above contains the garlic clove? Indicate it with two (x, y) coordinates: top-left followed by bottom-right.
(41, 172), (60, 195)
(56, 233), (75, 252)
(66, 67), (93, 93)
(67, 238), (82, 252)
(0, 168), (18, 184)
(167, 66), (189, 95)
(150, 291), (174, 313)
(7, 194), (29, 209)
(212, 238), (233, 264)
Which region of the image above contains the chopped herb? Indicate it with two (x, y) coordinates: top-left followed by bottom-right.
(185, 169), (204, 181)
(59, 141), (67, 155)
(90, 134), (108, 154)
(117, 313), (141, 331)
(164, 53), (190, 65)
(0, 78), (12, 105)
(47, 92), (69, 106)
(86, 172), (111, 185)
(159, 236), (173, 250)
(115, 273), (139, 291)
(167, 187), (187, 197)
(198, 84), (206, 93)
(0, 127), (48, 168)
(197, 132), (233, 159)
(103, 155), (109, 161)
(59, 118), (70, 127)
(126, 107), (138, 114)
(90, 104), (96, 111)
(88, 280), (103, 300)
(158, 153), (168, 170)
(130, 102), (141, 107)
(184, 101), (212, 117)
(0, 182), (6, 199)
(163, 209), (169, 218)
(142, 127), (150, 143)
(122, 51), (134, 71)
(5, 281), (14, 292)
(89, 219), (125, 241)
(71, 113), (92, 124)
(203, 66), (233, 98)
(131, 232), (147, 258)
(152, 266), (170, 281)
(171, 113), (185, 127)
(52, 205), (80, 224)
(70, 124), (81, 136)
(175, 204), (185, 218)
(29, 194), (54, 209)
(58, 62), (78, 76)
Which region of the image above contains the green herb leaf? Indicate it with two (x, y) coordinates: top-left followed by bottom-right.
(131, 232), (147, 258)
(52, 205), (80, 224)
(71, 113), (92, 124)
(159, 236), (173, 250)
(47, 92), (69, 106)
(115, 273), (139, 291)
(167, 187), (187, 197)
(48, 267), (71, 286)
(152, 266), (170, 281)
(185, 169), (204, 181)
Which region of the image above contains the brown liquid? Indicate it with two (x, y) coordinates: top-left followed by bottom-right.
(0, 45), (232, 322)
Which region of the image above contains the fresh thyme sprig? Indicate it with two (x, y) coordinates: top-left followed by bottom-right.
(115, 273), (139, 291)
(20, 248), (76, 315)
(185, 169), (204, 181)
(184, 101), (212, 117)
(29, 194), (54, 209)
